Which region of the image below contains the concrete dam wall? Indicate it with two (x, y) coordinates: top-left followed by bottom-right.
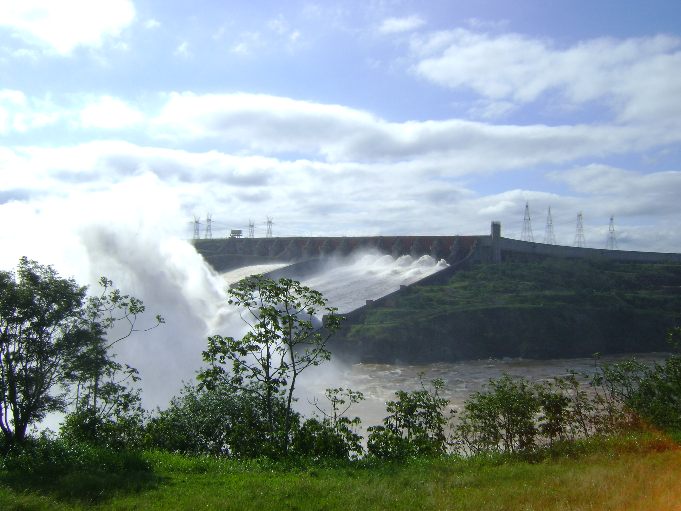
(194, 229), (681, 324)
(194, 235), (480, 272)
(194, 227), (681, 275)
(194, 227), (681, 363)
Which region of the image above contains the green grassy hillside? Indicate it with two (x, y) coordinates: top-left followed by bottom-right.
(331, 259), (681, 362)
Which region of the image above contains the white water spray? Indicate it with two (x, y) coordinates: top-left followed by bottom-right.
(0, 174), (450, 413)
(299, 251), (448, 313)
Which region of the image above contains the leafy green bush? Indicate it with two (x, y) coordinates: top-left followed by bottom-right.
(368, 378), (450, 459)
(145, 383), (298, 458)
(1, 434), (149, 475)
(595, 334), (681, 432)
(60, 407), (145, 450)
(455, 375), (540, 455)
(293, 417), (362, 459)
(293, 387), (364, 459)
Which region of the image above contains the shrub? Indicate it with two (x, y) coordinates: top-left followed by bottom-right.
(455, 375), (540, 455)
(1, 434), (149, 475)
(145, 383), (298, 458)
(60, 407), (145, 450)
(595, 349), (681, 432)
(293, 417), (362, 459)
(368, 377), (450, 459)
(294, 387), (364, 459)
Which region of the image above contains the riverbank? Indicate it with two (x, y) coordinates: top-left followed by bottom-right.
(2, 432), (679, 510)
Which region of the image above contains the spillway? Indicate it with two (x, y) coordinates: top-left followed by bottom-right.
(220, 251), (449, 314)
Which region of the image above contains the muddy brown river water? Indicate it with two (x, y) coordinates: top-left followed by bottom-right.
(298, 353), (668, 432)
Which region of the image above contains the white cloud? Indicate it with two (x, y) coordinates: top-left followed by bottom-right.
(0, 91), (146, 134)
(0, 89), (63, 133)
(0, 140), (480, 241)
(3, 88), (681, 186)
(0, 0), (136, 55)
(231, 20), (302, 56)
(151, 92), (680, 171)
(411, 30), (681, 123)
(267, 15), (289, 35)
(548, 164), (681, 216)
(230, 32), (263, 56)
(3, 135), (681, 251)
(153, 92), (377, 157)
(78, 96), (144, 129)
(174, 41), (191, 58)
(144, 18), (161, 30)
(378, 15), (425, 35)
(1, 88), (681, 251)
(5, 47), (41, 60)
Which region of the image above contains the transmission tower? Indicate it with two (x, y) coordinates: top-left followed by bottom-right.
(248, 219), (255, 238)
(543, 206), (557, 245)
(520, 202), (534, 242)
(265, 217), (273, 238)
(192, 216), (201, 240)
(606, 216), (618, 250)
(573, 212), (586, 247)
(204, 214), (213, 239)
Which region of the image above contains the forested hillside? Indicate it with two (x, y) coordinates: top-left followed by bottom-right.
(330, 259), (681, 362)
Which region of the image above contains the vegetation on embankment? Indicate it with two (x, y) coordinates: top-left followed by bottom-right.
(1, 433), (680, 511)
(332, 259), (681, 362)
(3, 258), (681, 509)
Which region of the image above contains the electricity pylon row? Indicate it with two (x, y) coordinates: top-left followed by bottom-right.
(192, 216), (273, 239)
(192, 214), (212, 240)
(520, 203), (618, 249)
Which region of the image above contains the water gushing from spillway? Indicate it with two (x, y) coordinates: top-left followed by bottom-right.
(114, 248), (449, 409)
(296, 252), (448, 314)
(0, 185), (450, 426)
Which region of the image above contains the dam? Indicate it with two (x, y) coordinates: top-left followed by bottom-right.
(193, 222), (681, 364)
(194, 222), (681, 281)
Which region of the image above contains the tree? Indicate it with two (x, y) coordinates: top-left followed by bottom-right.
(0, 258), (86, 445)
(0, 258), (162, 447)
(61, 277), (163, 448)
(198, 275), (343, 455)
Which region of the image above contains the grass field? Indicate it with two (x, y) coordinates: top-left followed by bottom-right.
(2, 434), (680, 510)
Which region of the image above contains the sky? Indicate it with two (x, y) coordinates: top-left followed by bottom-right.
(2, 0), (681, 412)
(2, 0), (681, 260)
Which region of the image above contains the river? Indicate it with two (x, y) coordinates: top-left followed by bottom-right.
(296, 353), (668, 432)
